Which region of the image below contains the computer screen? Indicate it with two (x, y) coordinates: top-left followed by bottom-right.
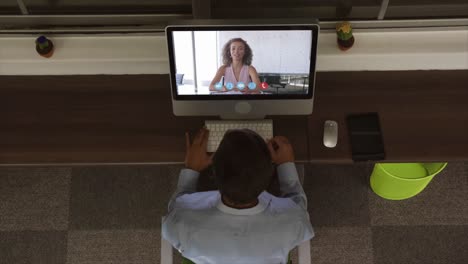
(167, 25), (317, 100)
(166, 21), (319, 118)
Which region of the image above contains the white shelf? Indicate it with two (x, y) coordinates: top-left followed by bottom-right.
(0, 29), (467, 75)
(317, 29), (468, 71)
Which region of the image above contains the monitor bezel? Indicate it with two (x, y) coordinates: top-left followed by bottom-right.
(166, 23), (319, 101)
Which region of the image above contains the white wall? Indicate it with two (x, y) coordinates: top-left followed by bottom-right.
(172, 31), (218, 89)
(173, 31), (194, 83)
(194, 31), (218, 87)
(218, 30), (312, 74)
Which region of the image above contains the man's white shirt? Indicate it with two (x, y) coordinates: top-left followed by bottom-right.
(162, 162), (314, 264)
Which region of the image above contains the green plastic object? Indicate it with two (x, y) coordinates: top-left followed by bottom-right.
(370, 162), (447, 200)
(182, 257), (194, 264)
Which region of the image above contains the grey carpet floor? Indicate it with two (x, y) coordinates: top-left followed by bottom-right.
(0, 162), (467, 264)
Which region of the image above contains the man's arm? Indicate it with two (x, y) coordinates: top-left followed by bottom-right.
(268, 136), (308, 210)
(167, 168), (200, 212)
(167, 127), (212, 212)
(277, 162), (308, 210)
(163, 169), (197, 254)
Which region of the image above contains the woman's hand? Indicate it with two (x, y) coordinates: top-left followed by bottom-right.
(248, 65), (263, 93)
(185, 127), (213, 172)
(209, 65), (227, 91)
(267, 136), (295, 165)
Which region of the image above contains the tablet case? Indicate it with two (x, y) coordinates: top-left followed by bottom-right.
(347, 113), (385, 161)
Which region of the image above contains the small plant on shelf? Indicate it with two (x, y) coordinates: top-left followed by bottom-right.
(336, 21), (355, 51)
(35, 36), (55, 58)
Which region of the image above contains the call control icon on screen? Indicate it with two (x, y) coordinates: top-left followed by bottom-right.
(260, 82), (269, 90)
(226, 82), (234, 90)
(248, 82), (256, 90)
(215, 82), (223, 90)
(237, 82), (245, 90)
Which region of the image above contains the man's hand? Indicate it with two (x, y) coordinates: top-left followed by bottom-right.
(185, 127), (213, 172)
(267, 136), (295, 165)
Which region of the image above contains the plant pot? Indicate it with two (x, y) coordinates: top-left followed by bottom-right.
(337, 36), (355, 51)
(36, 41), (54, 58)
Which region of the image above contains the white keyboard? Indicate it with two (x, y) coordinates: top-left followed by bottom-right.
(205, 120), (273, 152)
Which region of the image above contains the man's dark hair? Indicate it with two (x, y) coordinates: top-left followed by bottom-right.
(222, 38), (253, 66)
(213, 129), (273, 204)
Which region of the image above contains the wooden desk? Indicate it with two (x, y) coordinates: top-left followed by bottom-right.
(1, 71), (467, 165)
(0, 75), (308, 165)
(308, 71), (468, 163)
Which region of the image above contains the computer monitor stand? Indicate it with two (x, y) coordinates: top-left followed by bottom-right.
(218, 101), (266, 120)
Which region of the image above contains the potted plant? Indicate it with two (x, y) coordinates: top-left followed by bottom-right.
(35, 36), (55, 58)
(336, 22), (355, 51)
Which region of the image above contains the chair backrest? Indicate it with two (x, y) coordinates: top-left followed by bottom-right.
(161, 228), (173, 264)
(175, 73), (184, 85)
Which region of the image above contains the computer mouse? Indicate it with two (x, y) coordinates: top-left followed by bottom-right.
(323, 120), (338, 148)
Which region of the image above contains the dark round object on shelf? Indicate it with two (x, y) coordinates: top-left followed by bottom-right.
(337, 36), (355, 51)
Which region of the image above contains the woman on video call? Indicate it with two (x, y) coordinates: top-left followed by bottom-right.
(209, 38), (262, 94)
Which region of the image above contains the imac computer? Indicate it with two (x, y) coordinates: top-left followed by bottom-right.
(166, 19), (319, 150)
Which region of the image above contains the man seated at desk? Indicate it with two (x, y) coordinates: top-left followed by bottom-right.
(162, 127), (314, 264)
